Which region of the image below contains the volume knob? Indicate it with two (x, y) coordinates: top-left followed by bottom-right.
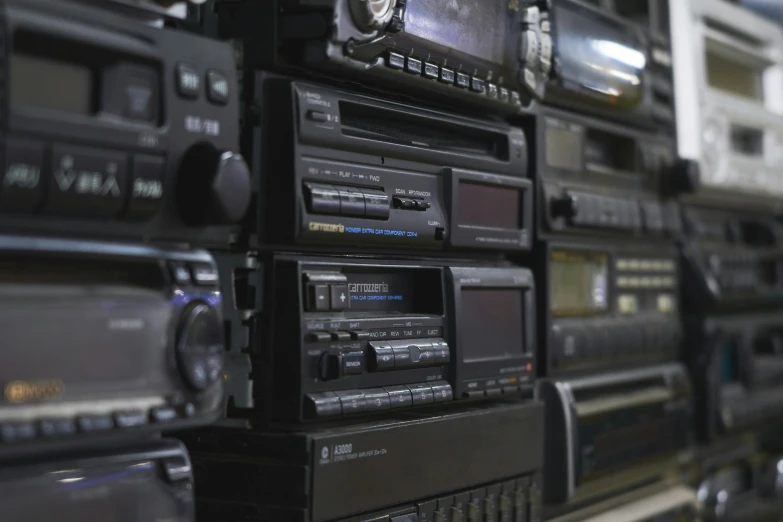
(175, 302), (224, 391)
(349, 0), (395, 31)
(176, 142), (251, 226)
(550, 193), (578, 220)
(669, 158), (701, 195)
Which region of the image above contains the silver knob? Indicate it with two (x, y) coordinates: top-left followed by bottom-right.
(349, 0), (395, 32)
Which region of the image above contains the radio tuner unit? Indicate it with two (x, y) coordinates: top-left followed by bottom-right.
(671, 0), (783, 210)
(679, 206), (783, 313)
(539, 363), (692, 507)
(685, 310), (783, 444)
(546, 0), (675, 132)
(0, 0), (251, 247)
(247, 255), (536, 422)
(536, 107), (699, 243)
(538, 237), (681, 378)
(0, 235), (225, 459)
(216, 0), (551, 115)
(247, 76), (533, 255)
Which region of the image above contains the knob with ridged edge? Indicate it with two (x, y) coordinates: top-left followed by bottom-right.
(176, 142), (251, 226)
(349, 0), (395, 32)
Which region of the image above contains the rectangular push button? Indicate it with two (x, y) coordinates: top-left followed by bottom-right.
(362, 188), (390, 219)
(304, 182), (341, 215)
(338, 187), (365, 216)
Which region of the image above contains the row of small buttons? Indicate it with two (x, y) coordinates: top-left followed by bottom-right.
(406, 476), (538, 522)
(175, 64), (229, 105)
(1, 138), (165, 219)
(369, 339), (450, 371)
(462, 383), (528, 400)
(616, 258), (677, 272)
(304, 182), (390, 220)
(305, 381), (453, 418)
(570, 192), (642, 231)
(551, 321), (680, 369)
(169, 261), (219, 287)
(392, 196), (430, 211)
(386, 52), (522, 107)
(306, 281), (351, 312)
(0, 405), (188, 443)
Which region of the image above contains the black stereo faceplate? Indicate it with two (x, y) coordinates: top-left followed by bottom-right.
(685, 309), (783, 444)
(0, 0), (244, 247)
(245, 74), (532, 256)
(536, 236), (681, 378)
(535, 106), (682, 243)
(0, 235), (224, 459)
(245, 254), (536, 423)
(186, 400), (544, 522)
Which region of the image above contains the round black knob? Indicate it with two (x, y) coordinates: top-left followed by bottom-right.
(175, 301), (224, 391)
(550, 193), (578, 220)
(669, 158), (701, 194)
(176, 142), (251, 226)
(348, 0), (395, 32)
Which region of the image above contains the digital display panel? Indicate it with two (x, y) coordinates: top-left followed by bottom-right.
(0, 460), (191, 521)
(706, 50), (764, 101)
(554, 4), (646, 108)
(460, 289), (524, 362)
(345, 272), (415, 313)
(457, 182), (520, 229)
(550, 251), (608, 317)
(404, 0), (508, 64)
(10, 54), (93, 114)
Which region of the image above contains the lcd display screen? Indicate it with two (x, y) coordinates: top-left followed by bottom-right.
(554, 4), (646, 108)
(706, 50), (764, 101)
(0, 460), (192, 521)
(404, 0), (507, 63)
(457, 182), (520, 229)
(10, 54), (93, 114)
(550, 251), (609, 317)
(460, 289), (524, 362)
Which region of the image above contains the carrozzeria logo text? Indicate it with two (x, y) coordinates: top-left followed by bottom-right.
(348, 282), (389, 293)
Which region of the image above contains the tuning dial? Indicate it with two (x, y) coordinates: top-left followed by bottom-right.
(669, 158), (701, 194)
(349, 0), (395, 32)
(175, 302), (224, 391)
(176, 142), (251, 226)
(550, 193), (578, 221)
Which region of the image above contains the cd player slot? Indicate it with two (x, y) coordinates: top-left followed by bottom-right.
(338, 101), (509, 160)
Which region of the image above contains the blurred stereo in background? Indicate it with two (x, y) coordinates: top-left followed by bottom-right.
(0, 235), (225, 459)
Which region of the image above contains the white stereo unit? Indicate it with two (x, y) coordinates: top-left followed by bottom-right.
(671, 0), (783, 209)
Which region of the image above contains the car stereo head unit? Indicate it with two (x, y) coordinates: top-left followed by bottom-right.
(539, 239), (680, 377)
(0, 0), (251, 247)
(671, 0), (783, 210)
(539, 363), (692, 506)
(546, 0), (675, 132)
(186, 400), (544, 522)
(679, 205), (783, 314)
(0, 234), (224, 459)
(243, 255), (535, 422)
(685, 310), (783, 444)
(537, 107), (698, 243)
(0, 439), (195, 521)
(216, 0), (551, 115)
(247, 76), (533, 255)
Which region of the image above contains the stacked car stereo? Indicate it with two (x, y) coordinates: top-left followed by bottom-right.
(2, 0), (783, 520)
